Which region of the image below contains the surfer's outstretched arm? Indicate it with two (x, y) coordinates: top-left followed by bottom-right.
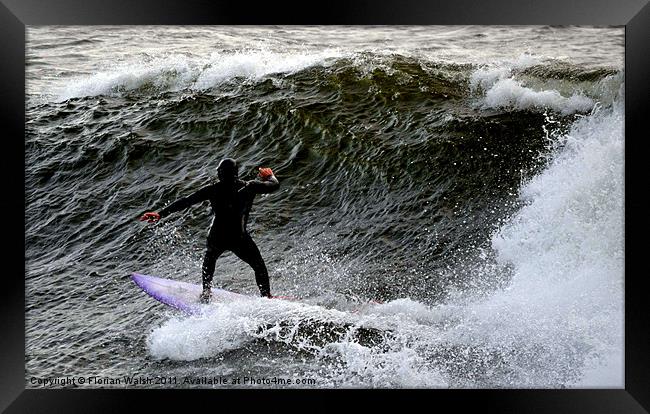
(139, 184), (214, 223)
(159, 184), (214, 217)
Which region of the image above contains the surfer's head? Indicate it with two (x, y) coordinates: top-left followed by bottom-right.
(217, 158), (238, 183)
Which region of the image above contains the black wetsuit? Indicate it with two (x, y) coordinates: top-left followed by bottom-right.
(158, 176), (279, 297)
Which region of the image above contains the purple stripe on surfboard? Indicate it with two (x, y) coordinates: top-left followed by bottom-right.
(130, 273), (248, 315)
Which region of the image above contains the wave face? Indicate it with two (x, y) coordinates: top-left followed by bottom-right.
(25, 26), (624, 388)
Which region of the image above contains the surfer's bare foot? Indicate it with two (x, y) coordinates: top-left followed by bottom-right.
(199, 290), (212, 304)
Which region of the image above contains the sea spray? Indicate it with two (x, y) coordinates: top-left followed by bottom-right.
(464, 87), (625, 387)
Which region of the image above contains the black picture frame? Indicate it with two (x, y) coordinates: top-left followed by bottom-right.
(3, 0), (648, 412)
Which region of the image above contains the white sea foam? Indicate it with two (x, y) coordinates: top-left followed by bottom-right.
(147, 296), (450, 387)
(57, 55), (198, 101)
(481, 93), (624, 386)
(469, 53), (542, 92)
(470, 54), (596, 115)
(193, 49), (342, 90)
(147, 297), (351, 361)
(146, 308), (254, 361)
(55, 49), (344, 101)
(318, 341), (447, 388)
(481, 78), (594, 115)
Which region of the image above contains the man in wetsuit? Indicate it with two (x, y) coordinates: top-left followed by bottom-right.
(139, 158), (279, 303)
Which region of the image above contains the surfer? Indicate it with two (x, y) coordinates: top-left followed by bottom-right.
(139, 158), (280, 303)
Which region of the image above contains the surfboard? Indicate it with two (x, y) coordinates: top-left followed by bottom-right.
(131, 273), (297, 315)
(131, 273), (253, 315)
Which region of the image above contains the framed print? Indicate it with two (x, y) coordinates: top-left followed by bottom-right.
(2, 0), (649, 412)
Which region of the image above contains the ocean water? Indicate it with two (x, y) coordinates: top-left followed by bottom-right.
(25, 25), (624, 388)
